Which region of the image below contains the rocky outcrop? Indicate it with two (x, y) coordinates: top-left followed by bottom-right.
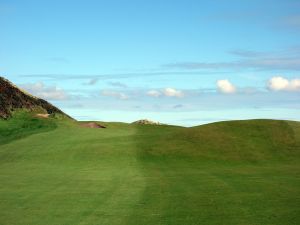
(0, 76), (72, 119)
(132, 119), (163, 125)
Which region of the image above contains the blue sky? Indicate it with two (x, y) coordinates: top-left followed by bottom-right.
(1, 0), (300, 126)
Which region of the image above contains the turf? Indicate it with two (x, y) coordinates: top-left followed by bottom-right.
(0, 115), (299, 225)
(0, 111), (57, 145)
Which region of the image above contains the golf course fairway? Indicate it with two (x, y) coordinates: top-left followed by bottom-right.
(0, 113), (299, 225)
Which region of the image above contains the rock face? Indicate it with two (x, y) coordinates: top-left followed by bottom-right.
(132, 119), (163, 125)
(0, 76), (71, 119)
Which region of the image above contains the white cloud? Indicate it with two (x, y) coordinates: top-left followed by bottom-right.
(21, 82), (67, 100)
(147, 88), (184, 98)
(163, 88), (184, 98)
(267, 76), (300, 92)
(216, 79), (236, 94)
(147, 90), (162, 97)
(101, 90), (129, 100)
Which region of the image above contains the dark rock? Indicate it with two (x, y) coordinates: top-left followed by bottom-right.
(0, 76), (72, 119)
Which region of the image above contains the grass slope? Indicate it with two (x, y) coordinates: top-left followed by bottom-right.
(0, 111), (57, 145)
(0, 115), (299, 225)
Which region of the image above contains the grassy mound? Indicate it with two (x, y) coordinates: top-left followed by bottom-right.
(0, 114), (299, 225)
(138, 119), (299, 161)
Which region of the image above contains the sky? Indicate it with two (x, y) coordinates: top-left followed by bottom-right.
(1, 0), (300, 126)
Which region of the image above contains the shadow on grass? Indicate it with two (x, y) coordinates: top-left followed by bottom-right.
(125, 121), (300, 225)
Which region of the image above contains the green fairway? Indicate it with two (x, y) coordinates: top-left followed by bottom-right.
(0, 114), (299, 225)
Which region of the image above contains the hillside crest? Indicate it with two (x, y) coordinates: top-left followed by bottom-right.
(0, 76), (71, 119)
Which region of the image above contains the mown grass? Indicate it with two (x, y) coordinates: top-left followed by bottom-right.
(0, 115), (299, 225)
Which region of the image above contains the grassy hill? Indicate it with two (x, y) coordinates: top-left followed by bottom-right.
(0, 113), (299, 225)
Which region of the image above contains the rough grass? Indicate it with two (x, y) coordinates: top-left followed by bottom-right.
(0, 115), (299, 225)
(0, 111), (57, 145)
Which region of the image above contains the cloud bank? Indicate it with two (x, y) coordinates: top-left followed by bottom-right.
(147, 90), (162, 97)
(267, 76), (300, 92)
(101, 90), (129, 100)
(21, 82), (67, 100)
(147, 88), (184, 98)
(163, 48), (300, 71)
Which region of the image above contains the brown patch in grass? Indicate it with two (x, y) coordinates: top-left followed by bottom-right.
(80, 122), (106, 129)
(36, 113), (50, 118)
